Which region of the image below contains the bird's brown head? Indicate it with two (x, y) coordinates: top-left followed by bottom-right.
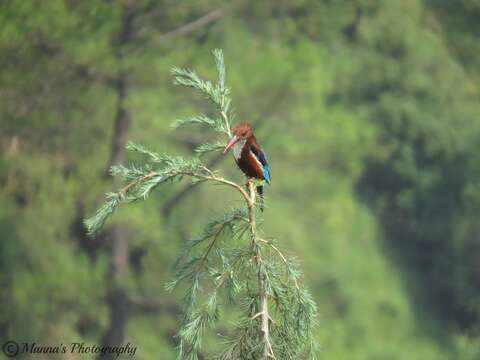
(223, 122), (253, 154)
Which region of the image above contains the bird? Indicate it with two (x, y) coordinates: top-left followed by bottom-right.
(223, 122), (270, 210)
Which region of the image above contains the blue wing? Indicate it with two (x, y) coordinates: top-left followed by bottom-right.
(252, 148), (271, 184)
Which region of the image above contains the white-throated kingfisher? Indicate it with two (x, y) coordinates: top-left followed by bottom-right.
(223, 122), (271, 210)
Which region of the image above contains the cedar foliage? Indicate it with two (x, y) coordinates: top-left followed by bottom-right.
(85, 49), (317, 360)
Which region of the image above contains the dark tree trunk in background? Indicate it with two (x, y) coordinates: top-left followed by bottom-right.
(99, 1), (136, 358)
(106, 77), (130, 171)
(102, 289), (129, 347)
(96, 4), (226, 355)
(105, 0), (136, 174)
(100, 225), (130, 356)
(342, 5), (362, 41)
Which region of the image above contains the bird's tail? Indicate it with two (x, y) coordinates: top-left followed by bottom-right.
(256, 185), (264, 212)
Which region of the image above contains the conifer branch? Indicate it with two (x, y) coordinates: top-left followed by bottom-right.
(85, 49), (317, 360)
(85, 166), (250, 237)
(247, 181), (273, 359)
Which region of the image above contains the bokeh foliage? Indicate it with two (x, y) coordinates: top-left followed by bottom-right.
(1, 0), (480, 359)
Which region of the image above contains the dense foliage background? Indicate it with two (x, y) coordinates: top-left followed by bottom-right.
(1, 1), (480, 359)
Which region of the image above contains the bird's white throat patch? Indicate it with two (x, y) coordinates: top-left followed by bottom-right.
(233, 139), (246, 160)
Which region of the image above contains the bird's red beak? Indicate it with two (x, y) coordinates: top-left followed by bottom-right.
(223, 135), (238, 154)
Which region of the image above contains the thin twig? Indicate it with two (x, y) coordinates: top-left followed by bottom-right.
(196, 222), (227, 273)
(214, 248), (247, 291)
(258, 238), (300, 291)
(120, 171), (157, 195)
(221, 110), (231, 137)
(115, 169), (250, 204)
(155, 10), (223, 45)
(200, 173), (251, 204)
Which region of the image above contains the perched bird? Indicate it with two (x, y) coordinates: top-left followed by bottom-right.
(223, 122), (270, 210)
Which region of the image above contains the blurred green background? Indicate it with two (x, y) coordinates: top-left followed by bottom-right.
(1, 0), (480, 359)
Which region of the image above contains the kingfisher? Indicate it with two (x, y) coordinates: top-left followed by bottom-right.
(223, 122), (271, 210)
